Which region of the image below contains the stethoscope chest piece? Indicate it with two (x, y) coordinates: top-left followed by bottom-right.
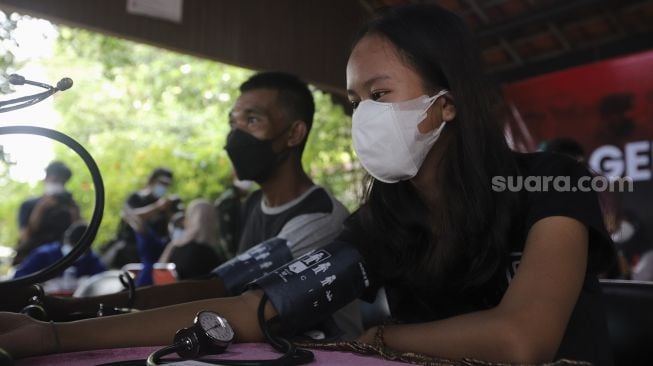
(173, 311), (235, 359)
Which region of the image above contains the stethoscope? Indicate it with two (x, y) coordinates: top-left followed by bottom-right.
(0, 74), (105, 294)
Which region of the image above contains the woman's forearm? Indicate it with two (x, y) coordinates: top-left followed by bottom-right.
(134, 278), (227, 309)
(373, 308), (544, 364)
(56, 290), (273, 353)
(47, 278), (226, 315)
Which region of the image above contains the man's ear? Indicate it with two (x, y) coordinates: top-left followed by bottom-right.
(441, 95), (456, 123)
(287, 120), (308, 148)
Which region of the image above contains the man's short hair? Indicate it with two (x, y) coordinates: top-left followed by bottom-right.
(148, 167), (174, 184)
(64, 221), (87, 246)
(240, 72), (315, 151)
(45, 161), (72, 182)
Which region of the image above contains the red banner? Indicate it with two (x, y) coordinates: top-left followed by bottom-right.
(504, 50), (653, 153)
(504, 49), (653, 273)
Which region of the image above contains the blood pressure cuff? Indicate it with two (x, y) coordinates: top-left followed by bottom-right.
(249, 240), (371, 334)
(212, 237), (293, 295)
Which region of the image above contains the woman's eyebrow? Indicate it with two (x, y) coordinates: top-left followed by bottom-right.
(347, 74), (392, 95)
(363, 74), (391, 89)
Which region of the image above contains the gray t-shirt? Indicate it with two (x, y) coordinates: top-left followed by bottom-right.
(229, 186), (362, 339)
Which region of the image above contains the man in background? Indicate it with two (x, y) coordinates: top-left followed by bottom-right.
(13, 161), (80, 266)
(101, 167), (181, 269)
(13, 221), (106, 281)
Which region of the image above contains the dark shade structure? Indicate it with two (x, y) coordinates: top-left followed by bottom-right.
(0, 0), (652, 94)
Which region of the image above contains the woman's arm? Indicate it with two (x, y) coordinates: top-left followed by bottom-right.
(45, 278), (227, 316)
(359, 216), (588, 364)
(0, 289), (274, 359)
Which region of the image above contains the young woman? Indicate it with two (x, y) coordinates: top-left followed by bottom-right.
(342, 4), (613, 364)
(0, 4), (613, 365)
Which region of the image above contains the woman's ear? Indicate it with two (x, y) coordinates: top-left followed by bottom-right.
(419, 94), (456, 133)
(287, 120), (308, 148)
(441, 95), (456, 123)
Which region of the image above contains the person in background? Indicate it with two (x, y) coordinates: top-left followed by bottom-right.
(214, 174), (253, 260)
(120, 190), (182, 287)
(13, 161), (80, 266)
(609, 209), (652, 279)
(13, 221), (106, 280)
(159, 199), (224, 279)
(101, 167), (179, 269)
(168, 211), (185, 242)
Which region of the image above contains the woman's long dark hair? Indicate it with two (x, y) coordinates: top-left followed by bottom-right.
(354, 4), (521, 298)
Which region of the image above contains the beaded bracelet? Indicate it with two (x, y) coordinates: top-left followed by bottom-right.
(373, 324), (386, 348)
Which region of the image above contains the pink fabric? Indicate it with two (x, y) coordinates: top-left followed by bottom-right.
(16, 342), (410, 365)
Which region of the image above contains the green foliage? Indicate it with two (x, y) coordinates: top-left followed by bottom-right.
(0, 11), (27, 254)
(0, 11), (21, 185)
(37, 26), (363, 250)
(0, 176), (32, 246)
(48, 27), (250, 248)
(304, 91), (365, 208)
(0, 20), (363, 252)
(0, 10), (20, 94)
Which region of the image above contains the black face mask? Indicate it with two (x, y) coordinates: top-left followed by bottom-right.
(224, 128), (290, 183)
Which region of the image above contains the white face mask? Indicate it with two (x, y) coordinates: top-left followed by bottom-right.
(61, 243), (73, 256)
(44, 182), (65, 196)
(171, 228), (185, 241)
(233, 178), (253, 191)
(352, 90), (449, 183)
(152, 183), (168, 198)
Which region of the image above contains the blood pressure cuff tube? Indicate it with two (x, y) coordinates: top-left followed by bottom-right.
(212, 237), (293, 295)
(249, 240), (371, 334)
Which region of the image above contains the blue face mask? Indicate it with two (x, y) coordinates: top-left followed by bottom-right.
(152, 183), (168, 198)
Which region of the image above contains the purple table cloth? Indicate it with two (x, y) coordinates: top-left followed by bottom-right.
(16, 342), (410, 366)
